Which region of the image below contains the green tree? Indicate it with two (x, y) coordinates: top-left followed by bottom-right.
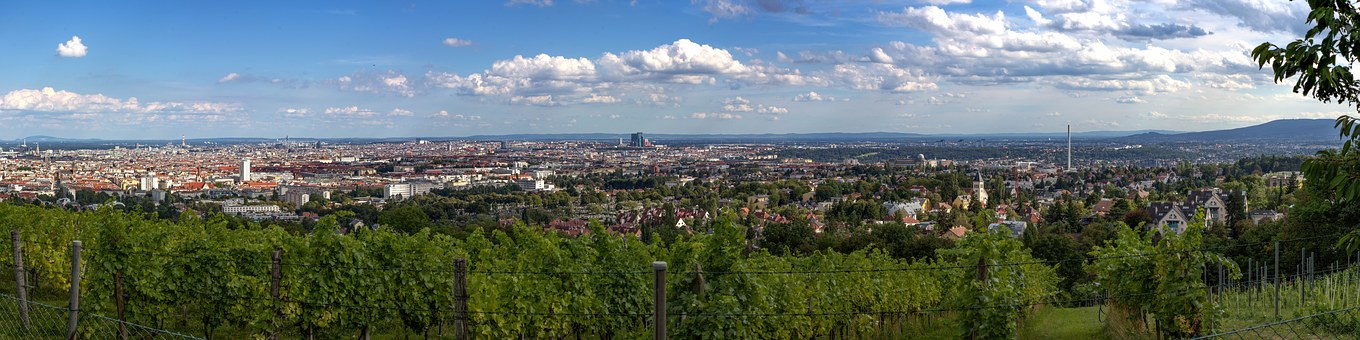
(377, 205), (432, 234)
(1251, 1), (1360, 250)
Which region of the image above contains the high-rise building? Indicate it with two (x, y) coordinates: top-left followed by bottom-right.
(383, 181), (443, 199)
(139, 173), (159, 191)
(630, 132), (645, 147)
(241, 158), (252, 182)
(284, 190), (311, 208)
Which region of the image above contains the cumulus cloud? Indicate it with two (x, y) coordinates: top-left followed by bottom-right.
(1115, 96), (1147, 104)
(582, 94), (621, 103)
(864, 3), (1270, 96)
(1181, 0), (1307, 33)
(829, 63), (937, 92)
(0, 87), (237, 114)
(56, 36), (87, 58)
(443, 38), (474, 47)
(434, 110), (482, 120)
(721, 96), (788, 114)
(868, 47), (894, 63)
(876, 6), (1007, 36)
(510, 95), (561, 106)
(1051, 75), (1191, 94)
(0, 87), (240, 125)
(323, 106), (381, 117)
(1198, 73), (1256, 90)
(218, 73), (242, 83)
(278, 108), (311, 118)
(793, 91), (842, 102)
(492, 54), (596, 80)
(389, 108), (414, 116)
(598, 39), (748, 82)
(426, 39), (816, 105)
(690, 112), (743, 119)
(336, 70), (417, 97)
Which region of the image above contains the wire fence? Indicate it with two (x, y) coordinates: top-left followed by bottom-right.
(0, 291), (203, 339)
(1196, 305), (1360, 339)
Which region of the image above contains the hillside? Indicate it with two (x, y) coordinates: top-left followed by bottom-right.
(1113, 119), (1342, 142)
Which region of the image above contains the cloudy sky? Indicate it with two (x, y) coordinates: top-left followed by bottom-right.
(0, 0), (1349, 139)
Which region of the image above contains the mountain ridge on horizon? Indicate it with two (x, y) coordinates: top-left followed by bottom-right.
(4, 118), (1342, 143)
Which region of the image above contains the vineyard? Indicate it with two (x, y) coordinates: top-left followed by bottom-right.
(0, 203), (1359, 339)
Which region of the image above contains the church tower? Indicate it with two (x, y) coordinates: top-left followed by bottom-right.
(973, 173), (988, 208)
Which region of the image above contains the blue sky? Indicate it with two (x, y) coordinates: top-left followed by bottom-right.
(0, 0), (1349, 139)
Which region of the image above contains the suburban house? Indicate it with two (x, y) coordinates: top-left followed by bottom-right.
(1145, 188), (1243, 233)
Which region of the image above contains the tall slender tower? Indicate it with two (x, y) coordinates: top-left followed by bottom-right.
(181, 134), (186, 147)
(241, 158), (252, 182)
(1066, 125), (1072, 170)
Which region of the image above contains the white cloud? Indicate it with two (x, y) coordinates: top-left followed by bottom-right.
(337, 70), (417, 97)
(876, 6), (1007, 36)
(582, 94), (621, 103)
(426, 39), (815, 105)
(510, 95), (561, 106)
(793, 91), (841, 102)
(443, 38), (474, 47)
(868, 47), (894, 64)
(0, 87), (237, 114)
(491, 54), (597, 80)
(1115, 96), (1147, 104)
(1051, 75), (1191, 94)
(278, 108), (311, 118)
(1182, 0), (1307, 33)
(830, 64), (937, 92)
(690, 112), (743, 119)
(323, 106), (381, 117)
(56, 36), (87, 58)
(720, 96), (787, 115)
(598, 39), (748, 82)
(434, 110), (482, 120)
(218, 73), (242, 83)
(1198, 73), (1255, 90)
(389, 108), (414, 116)
(0, 87), (240, 125)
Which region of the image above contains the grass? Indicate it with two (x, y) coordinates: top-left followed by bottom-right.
(1019, 306), (1108, 339)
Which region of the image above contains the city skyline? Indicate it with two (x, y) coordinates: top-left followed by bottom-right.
(0, 0), (1350, 139)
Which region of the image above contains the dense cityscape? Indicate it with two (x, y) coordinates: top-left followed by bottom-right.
(0, 129), (1310, 235)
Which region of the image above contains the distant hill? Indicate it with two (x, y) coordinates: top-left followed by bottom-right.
(5, 119), (1343, 144)
(463, 132), (930, 142)
(18, 135), (102, 142)
(1111, 119), (1342, 143)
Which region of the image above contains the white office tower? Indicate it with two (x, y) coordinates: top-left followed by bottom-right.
(1066, 125), (1072, 170)
(241, 158), (252, 182)
(139, 173), (159, 191)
